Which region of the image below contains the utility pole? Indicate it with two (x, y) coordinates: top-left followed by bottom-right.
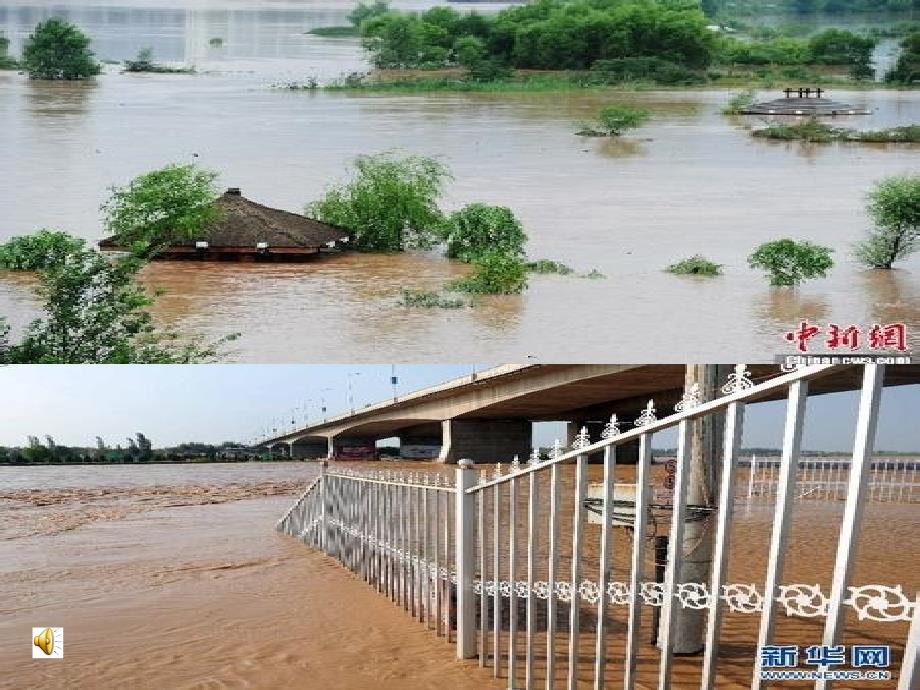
(668, 363), (734, 654)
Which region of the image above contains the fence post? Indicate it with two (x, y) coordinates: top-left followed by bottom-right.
(456, 458), (477, 659)
(319, 460), (328, 553)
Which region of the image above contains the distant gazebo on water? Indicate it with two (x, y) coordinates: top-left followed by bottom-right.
(740, 87), (871, 116)
(98, 188), (353, 261)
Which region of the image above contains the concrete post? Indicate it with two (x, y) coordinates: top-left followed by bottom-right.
(455, 459), (477, 659)
(669, 364), (733, 654)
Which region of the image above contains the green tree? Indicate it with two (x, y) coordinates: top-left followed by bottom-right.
(349, 1), (390, 29)
(447, 252), (529, 294)
(1, 242), (232, 364)
(748, 239), (834, 286)
(579, 105), (651, 136)
(21, 18), (100, 80)
(854, 174), (920, 269)
(307, 153), (450, 252)
(885, 31), (920, 84)
(442, 203), (527, 262)
(0, 229), (86, 269)
(0, 34), (18, 69)
(101, 164), (221, 256)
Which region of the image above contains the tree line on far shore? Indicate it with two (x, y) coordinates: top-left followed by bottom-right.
(4, 5), (919, 87)
(0, 436), (265, 465)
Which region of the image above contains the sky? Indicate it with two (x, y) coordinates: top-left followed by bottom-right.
(0, 365), (918, 452)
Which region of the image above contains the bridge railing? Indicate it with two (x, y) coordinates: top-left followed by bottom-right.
(278, 363), (919, 690)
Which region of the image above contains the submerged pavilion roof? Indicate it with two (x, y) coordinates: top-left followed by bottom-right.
(99, 188), (352, 260)
(741, 89), (871, 116)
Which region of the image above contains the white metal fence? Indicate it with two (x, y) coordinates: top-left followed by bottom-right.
(277, 364), (919, 690)
(739, 457), (920, 503)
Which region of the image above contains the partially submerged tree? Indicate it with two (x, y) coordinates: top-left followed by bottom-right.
(577, 105), (651, 137)
(307, 153), (450, 251)
(0, 236), (233, 363)
(447, 252), (528, 295)
(101, 164), (221, 257)
(748, 239), (834, 287)
(0, 230), (86, 270)
(854, 174), (920, 269)
(442, 203), (526, 263)
(21, 18), (100, 80)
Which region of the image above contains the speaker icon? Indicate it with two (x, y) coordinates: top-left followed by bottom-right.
(32, 627), (63, 658)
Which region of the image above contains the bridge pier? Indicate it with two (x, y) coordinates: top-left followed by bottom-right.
(290, 438), (328, 460)
(438, 418), (531, 464)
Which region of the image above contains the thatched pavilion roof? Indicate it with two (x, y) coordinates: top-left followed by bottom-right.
(99, 188), (352, 257)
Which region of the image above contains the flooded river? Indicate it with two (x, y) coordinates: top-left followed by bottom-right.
(2, 1), (919, 361)
(1, 460), (916, 688)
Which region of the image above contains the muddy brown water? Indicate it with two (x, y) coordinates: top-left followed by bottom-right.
(4, 462), (913, 688)
(2, 1), (920, 361)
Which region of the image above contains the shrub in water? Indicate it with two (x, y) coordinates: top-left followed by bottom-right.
(667, 255), (723, 276)
(442, 203), (526, 263)
(101, 163), (221, 256)
(22, 18), (100, 80)
(0, 230), (86, 270)
(748, 239), (834, 286)
(308, 153), (450, 252)
(526, 259), (574, 275)
(578, 105), (651, 137)
(447, 253), (528, 295)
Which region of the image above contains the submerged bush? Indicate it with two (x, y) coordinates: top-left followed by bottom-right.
(721, 89), (756, 115)
(307, 153), (450, 252)
(590, 57), (704, 85)
(442, 203), (526, 263)
(667, 255), (723, 276)
(21, 18), (100, 80)
(0, 230), (86, 270)
(577, 105), (651, 137)
(101, 163), (221, 255)
(447, 252), (528, 295)
(753, 118), (840, 143)
(399, 288), (465, 309)
(748, 239), (834, 287)
(526, 259), (574, 275)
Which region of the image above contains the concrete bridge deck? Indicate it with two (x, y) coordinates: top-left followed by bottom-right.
(261, 364), (919, 463)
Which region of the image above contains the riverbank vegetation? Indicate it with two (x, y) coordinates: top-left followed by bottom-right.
(885, 30), (920, 84)
(753, 119), (920, 143)
(306, 0), (920, 93)
(0, 35), (17, 69)
(0, 438), (268, 465)
(21, 18), (100, 80)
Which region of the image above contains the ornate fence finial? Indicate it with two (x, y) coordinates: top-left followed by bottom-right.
(529, 447), (541, 465)
(551, 438), (564, 460)
(511, 455), (521, 473)
(675, 382), (702, 413)
(572, 427), (591, 450)
(722, 364), (754, 395)
(635, 399), (657, 427)
(493, 462), (503, 479)
(601, 414), (620, 439)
